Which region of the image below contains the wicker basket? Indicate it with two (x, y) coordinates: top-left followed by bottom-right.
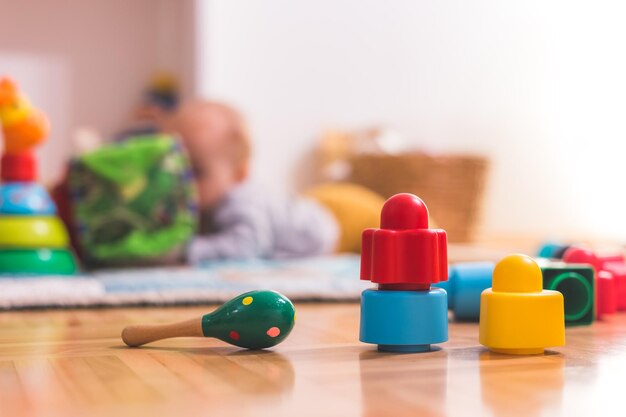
(348, 153), (488, 242)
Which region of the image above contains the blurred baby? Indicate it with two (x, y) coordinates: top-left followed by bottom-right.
(163, 101), (340, 263)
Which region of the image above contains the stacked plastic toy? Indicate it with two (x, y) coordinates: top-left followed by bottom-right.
(359, 193), (448, 352)
(0, 77), (77, 275)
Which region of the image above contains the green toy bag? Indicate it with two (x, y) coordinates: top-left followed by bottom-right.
(69, 135), (197, 267)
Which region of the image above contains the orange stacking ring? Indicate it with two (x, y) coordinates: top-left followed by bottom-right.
(2, 111), (49, 154)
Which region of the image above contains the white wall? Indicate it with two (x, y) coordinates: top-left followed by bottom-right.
(196, 0), (626, 241)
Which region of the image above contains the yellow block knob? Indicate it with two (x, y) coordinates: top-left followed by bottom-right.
(492, 253), (543, 293)
(479, 254), (565, 355)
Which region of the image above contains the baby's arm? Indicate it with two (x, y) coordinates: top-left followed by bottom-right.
(186, 206), (272, 263)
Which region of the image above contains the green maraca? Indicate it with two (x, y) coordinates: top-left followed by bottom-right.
(122, 290), (296, 349)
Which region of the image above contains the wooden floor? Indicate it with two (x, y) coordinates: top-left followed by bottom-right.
(0, 303), (624, 417)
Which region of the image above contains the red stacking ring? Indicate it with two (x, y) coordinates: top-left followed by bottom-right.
(1, 152), (37, 182)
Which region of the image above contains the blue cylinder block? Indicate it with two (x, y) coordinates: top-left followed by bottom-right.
(437, 262), (494, 321)
(360, 288), (448, 352)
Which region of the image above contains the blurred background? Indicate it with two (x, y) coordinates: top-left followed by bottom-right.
(2, 0), (626, 245)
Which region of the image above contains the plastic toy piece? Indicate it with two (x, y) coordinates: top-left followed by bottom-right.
(0, 183), (56, 215)
(0, 153), (37, 182)
(479, 254), (565, 355)
(562, 247), (621, 317)
(360, 193), (448, 353)
(437, 262), (494, 321)
(537, 241), (570, 259)
(122, 290), (296, 350)
(596, 271), (617, 317)
(0, 217), (69, 248)
(0, 78), (49, 154)
(0, 249), (77, 275)
(539, 260), (594, 326)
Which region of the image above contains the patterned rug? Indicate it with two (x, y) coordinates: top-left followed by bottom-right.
(0, 255), (366, 309)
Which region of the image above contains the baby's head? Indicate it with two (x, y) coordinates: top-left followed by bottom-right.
(164, 100), (251, 209)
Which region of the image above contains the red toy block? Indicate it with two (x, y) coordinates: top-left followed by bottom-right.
(597, 270), (618, 317)
(563, 247), (622, 317)
(360, 193), (447, 290)
(602, 263), (626, 310)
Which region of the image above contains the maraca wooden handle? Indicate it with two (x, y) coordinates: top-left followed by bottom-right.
(122, 318), (203, 347)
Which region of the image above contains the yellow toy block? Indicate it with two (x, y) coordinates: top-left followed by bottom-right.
(479, 254), (565, 355)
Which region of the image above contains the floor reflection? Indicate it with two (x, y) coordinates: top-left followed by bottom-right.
(479, 350), (564, 416)
(217, 350), (296, 395)
(359, 348), (448, 417)
(139, 346), (296, 396)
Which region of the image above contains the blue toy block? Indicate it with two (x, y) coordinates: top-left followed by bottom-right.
(437, 262), (494, 321)
(0, 183), (56, 215)
(537, 241), (570, 259)
(360, 288), (448, 352)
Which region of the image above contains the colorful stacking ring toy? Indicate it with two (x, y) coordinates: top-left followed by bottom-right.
(0, 249), (77, 275)
(0, 216), (69, 248)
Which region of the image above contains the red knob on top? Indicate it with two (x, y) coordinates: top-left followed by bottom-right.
(360, 193), (448, 290)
